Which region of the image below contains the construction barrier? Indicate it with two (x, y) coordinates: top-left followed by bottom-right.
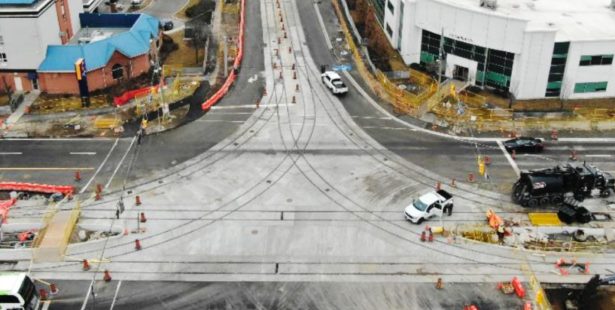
(201, 0), (245, 111)
(113, 82), (164, 106)
(0, 182), (74, 196)
(0, 198), (16, 224)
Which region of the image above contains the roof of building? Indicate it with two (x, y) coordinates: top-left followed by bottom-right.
(434, 0), (615, 42)
(38, 13), (159, 72)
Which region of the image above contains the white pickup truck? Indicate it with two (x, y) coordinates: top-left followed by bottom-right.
(404, 190), (454, 224)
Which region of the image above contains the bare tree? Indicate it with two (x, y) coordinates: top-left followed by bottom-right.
(188, 19), (210, 64)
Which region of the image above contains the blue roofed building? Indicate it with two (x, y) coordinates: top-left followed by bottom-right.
(37, 13), (161, 94)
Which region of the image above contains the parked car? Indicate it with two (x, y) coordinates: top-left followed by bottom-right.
(131, 0), (143, 7)
(404, 190), (454, 224)
(321, 71), (348, 95)
(503, 137), (544, 153)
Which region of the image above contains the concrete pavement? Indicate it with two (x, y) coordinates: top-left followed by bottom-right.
(10, 0), (612, 288)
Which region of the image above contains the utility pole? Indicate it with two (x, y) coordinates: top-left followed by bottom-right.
(437, 27), (445, 87)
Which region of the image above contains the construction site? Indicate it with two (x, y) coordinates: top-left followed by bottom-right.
(337, 0), (615, 137)
(2, 0), (615, 308)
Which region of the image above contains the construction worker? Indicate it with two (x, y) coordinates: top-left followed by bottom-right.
(497, 225), (505, 244)
(137, 126), (144, 145)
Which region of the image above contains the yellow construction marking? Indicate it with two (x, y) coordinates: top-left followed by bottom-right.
(529, 213), (562, 226)
(0, 167), (95, 171)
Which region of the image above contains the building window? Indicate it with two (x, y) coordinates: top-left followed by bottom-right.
(579, 54), (613, 66)
(0, 53), (7, 63)
(574, 81), (608, 93)
(387, 0), (394, 14)
(385, 23), (393, 37)
(545, 42), (569, 97)
(111, 64), (124, 80)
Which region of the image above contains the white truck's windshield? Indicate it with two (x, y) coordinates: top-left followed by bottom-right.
(413, 199), (429, 211)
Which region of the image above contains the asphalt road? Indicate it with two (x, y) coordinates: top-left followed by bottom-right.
(0, 0), (265, 192)
(41, 280), (523, 310)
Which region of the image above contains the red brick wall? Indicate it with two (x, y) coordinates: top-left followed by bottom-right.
(0, 72), (34, 93)
(39, 52), (152, 95)
(55, 0), (74, 44)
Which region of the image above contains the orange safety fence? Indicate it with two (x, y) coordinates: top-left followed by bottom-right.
(0, 182), (74, 196)
(0, 198), (16, 224)
(202, 0), (245, 111)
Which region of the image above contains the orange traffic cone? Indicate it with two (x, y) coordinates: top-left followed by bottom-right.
(39, 288), (48, 301)
(74, 171), (81, 182)
(551, 129), (558, 141)
(420, 231), (426, 242)
(484, 156), (491, 165)
(135, 195), (142, 206)
(103, 270), (112, 282)
(82, 259), (91, 271)
(451, 178), (457, 187)
(428, 230), (434, 242)
(511, 150), (516, 160)
(135, 239), (142, 251)
(140, 212), (147, 223)
(435, 277), (444, 289)
(436, 181), (441, 191)
(95, 192), (102, 201)
(467, 173), (475, 183)
(96, 184), (102, 194)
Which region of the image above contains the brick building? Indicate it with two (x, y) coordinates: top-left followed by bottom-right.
(38, 13), (161, 94)
(0, 0), (83, 93)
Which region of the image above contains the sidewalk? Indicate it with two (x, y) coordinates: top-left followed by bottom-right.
(3, 91), (39, 126)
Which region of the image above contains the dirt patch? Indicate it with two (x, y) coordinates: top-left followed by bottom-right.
(162, 32), (204, 67)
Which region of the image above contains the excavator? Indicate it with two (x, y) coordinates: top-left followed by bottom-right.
(565, 274), (615, 310)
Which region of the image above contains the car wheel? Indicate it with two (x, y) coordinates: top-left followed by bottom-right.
(600, 189), (611, 198)
(551, 195), (563, 205)
(539, 197), (550, 206)
(417, 218), (424, 224)
(527, 198), (538, 208)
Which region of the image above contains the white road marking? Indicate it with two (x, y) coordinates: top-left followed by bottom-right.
(497, 140), (520, 177)
(70, 152), (97, 155)
(585, 154), (613, 158)
(80, 283), (94, 310)
(109, 280), (122, 310)
(248, 74), (258, 83)
(105, 136), (137, 189)
(0, 152), (22, 155)
(41, 301), (51, 310)
(80, 138), (120, 194)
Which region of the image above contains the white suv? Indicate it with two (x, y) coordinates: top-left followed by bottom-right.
(321, 71), (348, 95)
